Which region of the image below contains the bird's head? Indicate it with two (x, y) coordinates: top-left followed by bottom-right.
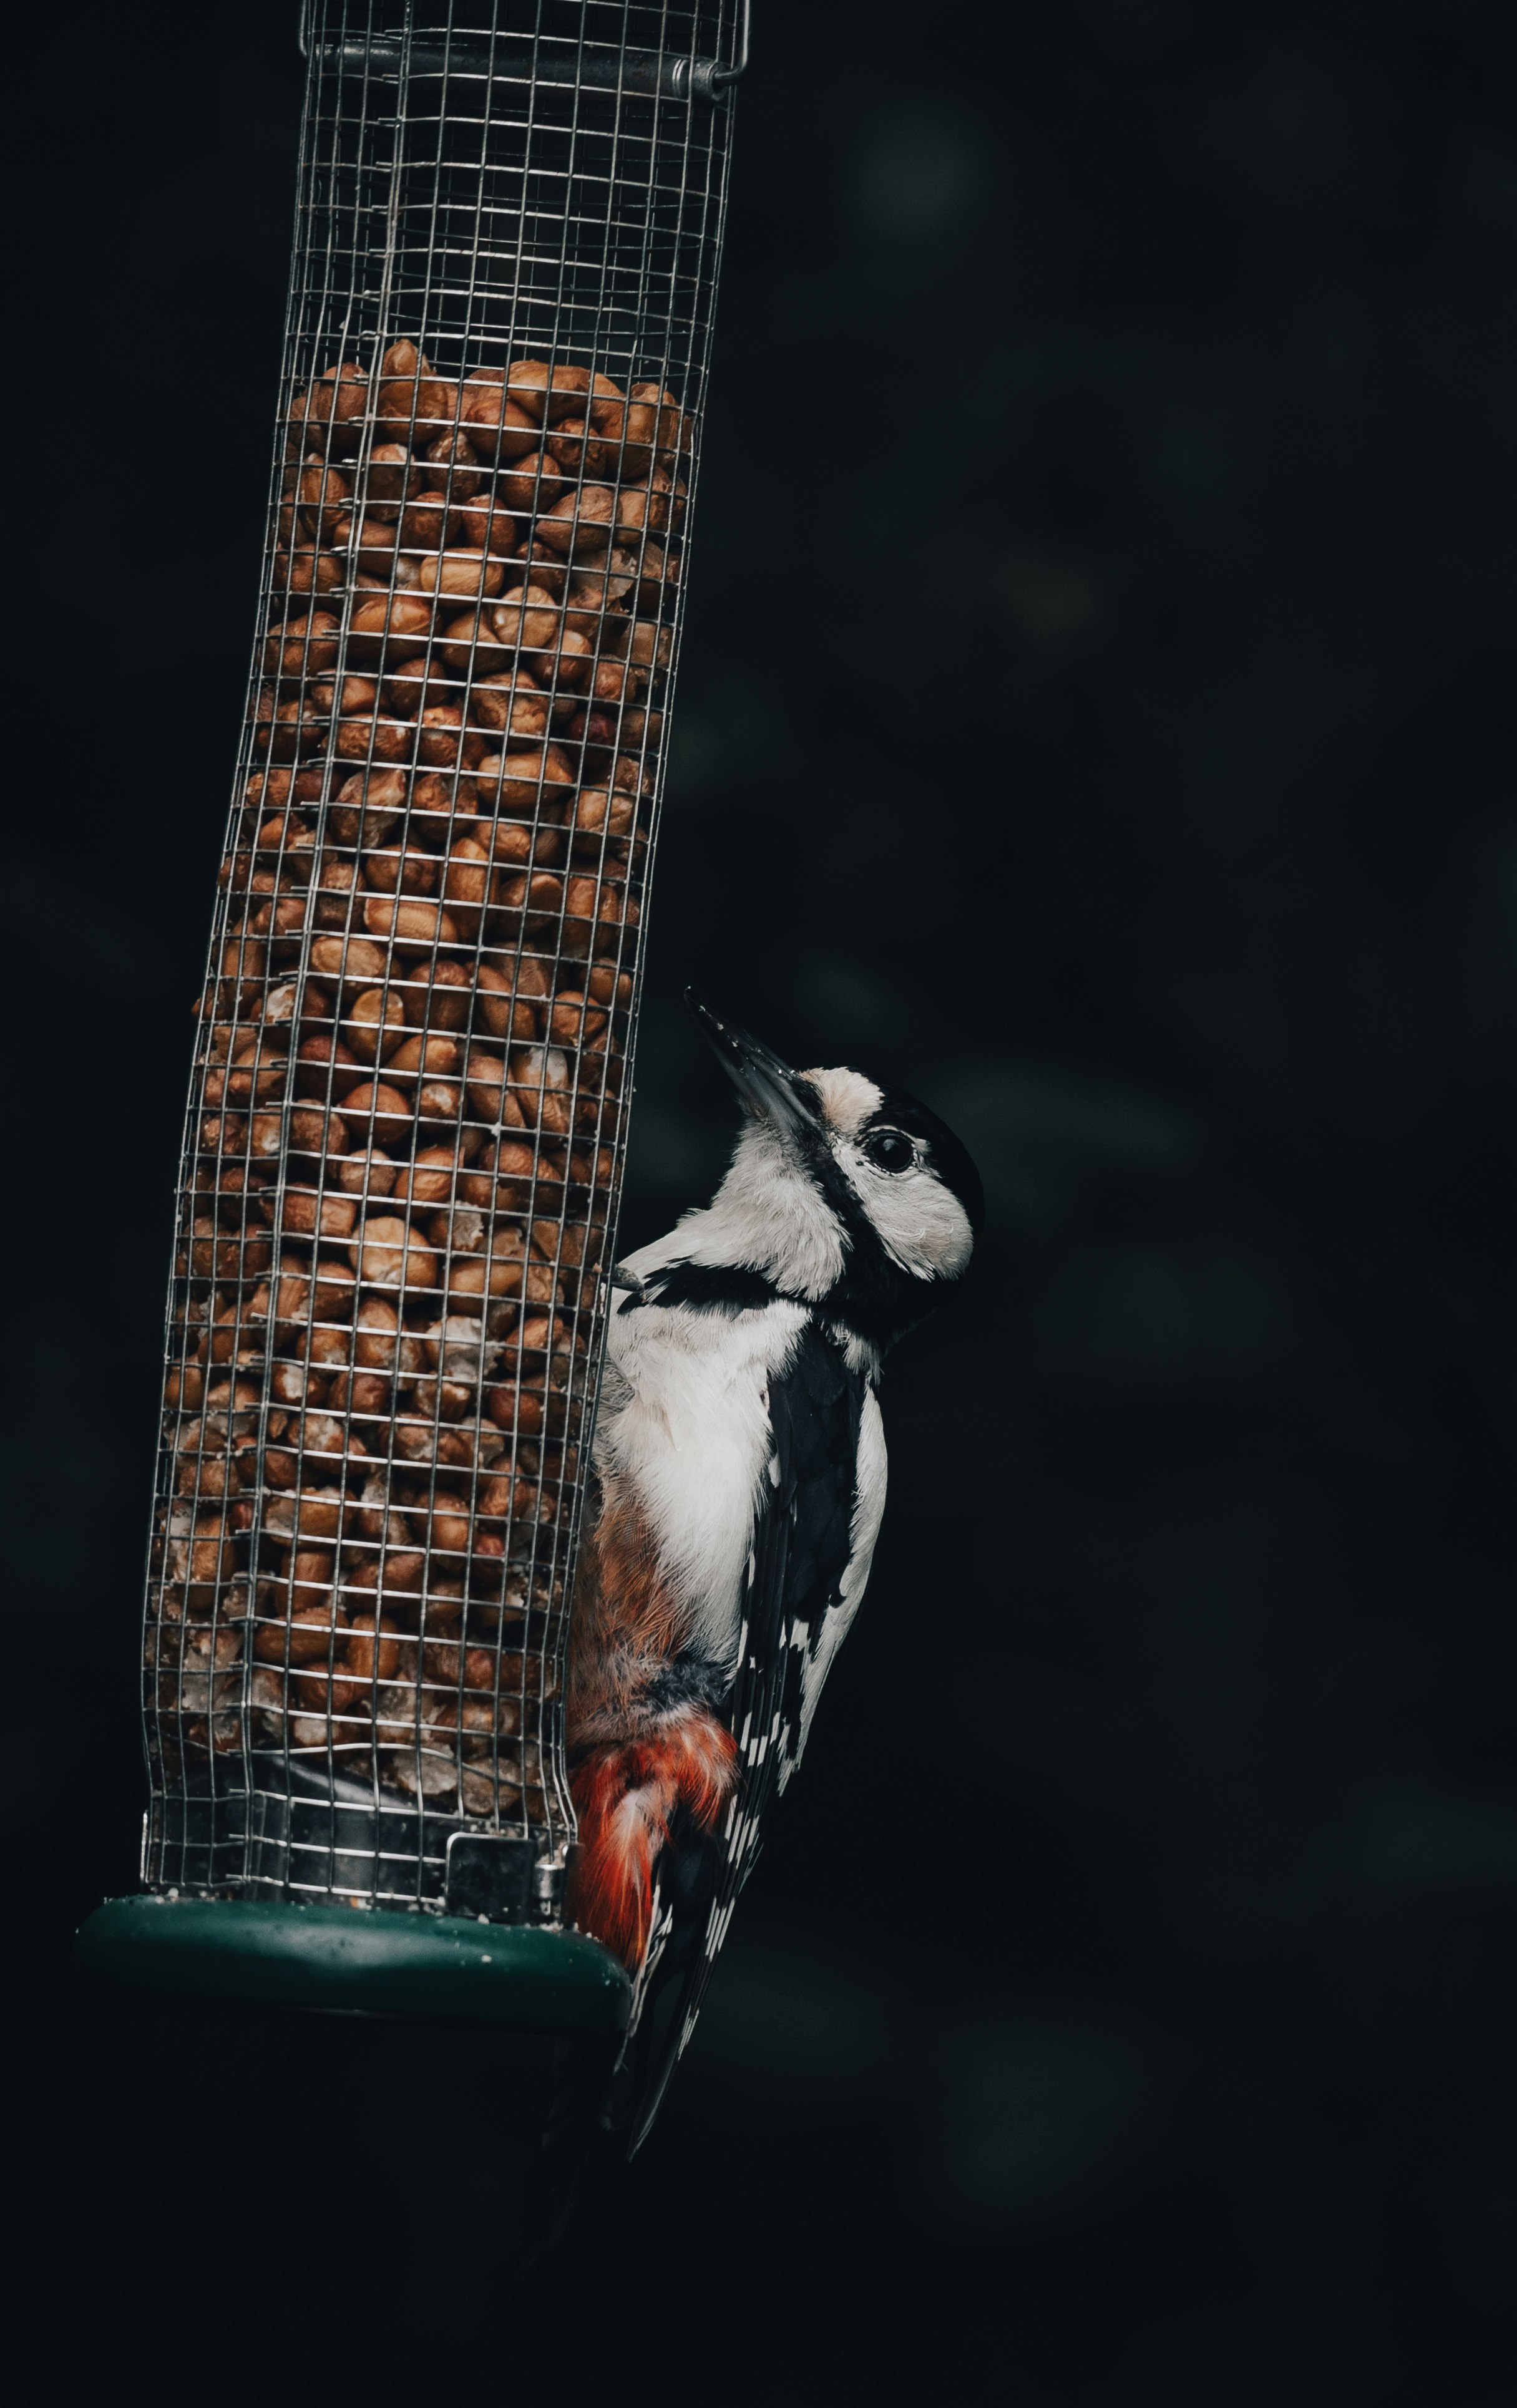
(676, 995), (983, 1351)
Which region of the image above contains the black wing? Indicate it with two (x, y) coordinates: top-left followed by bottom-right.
(612, 1320), (868, 2153)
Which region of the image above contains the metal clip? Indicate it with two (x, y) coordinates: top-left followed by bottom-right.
(535, 1845), (578, 1924)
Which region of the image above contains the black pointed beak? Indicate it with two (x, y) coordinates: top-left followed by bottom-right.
(685, 993), (826, 1146)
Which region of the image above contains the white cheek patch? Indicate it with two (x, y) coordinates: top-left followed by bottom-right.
(802, 1066), (883, 1141)
(839, 1150), (975, 1281)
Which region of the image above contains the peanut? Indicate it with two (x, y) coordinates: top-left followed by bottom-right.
(468, 669), (552, 744)
(475, 957), (549, 1041)
(351, 1294), (415, 1376)
(572, 785), (637, 841)
(458, 1134), (539, 1216)
(497, 448), (564, 515)
(416, 703), (483, 772)
(453, 488), (524, 558)
(621, 381), (690, 477)
(527, 625), (593, 689)
(563, 560), (638, 634)
(255, 1596), (347, 1668)
(439, 836), (494, 939)
(473, 747), (576, 815)
(349, 1213), (438, 1294)
(438, 586), (553, 672)
(363, 843), (439, 899)
(361, 895), (460, 953)
(397, 488), (457, 551)
(461, 1049), (524, 1127)
(288, 362), (368, 455)
(263, 609), (341, 679)
(422, 429), (485, 498)
(343, 987), (406, 1064)
(279, 1187), (359, 1242)
(326, 767), (408, 850)
(363, 441), (421, 518)
(483, 1381), (547, 1439)
(326, 1366), (393, 1419)
(271, 545), (344, 600)
(535, 483), (615, 557)
(391, 1140), (470, 1207)
(547, 989), (610, 1048)
(375, 341), (460, 445)
(293, 1031), (366, 1102)
(397, 956), (473, 1032)
(459, 367), (541, 462)
(346, 593), (434, 667)
(340, 1611), (402, 1686)
(509, 1043), (573, 1135)
(381, 656), (454, 717)
(333, 1146), (398, 1199)
(341, 1079), (413, 1145)
(504, 359), (591, 425)
(544, 372), (626, 476)
(385, 1031), (462, 1088)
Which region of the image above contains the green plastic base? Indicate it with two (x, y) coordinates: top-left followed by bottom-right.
(74, 1895), (631, 2036)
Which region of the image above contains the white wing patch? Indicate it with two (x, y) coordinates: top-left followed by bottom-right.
(784, 1386), (888, 1785)
(626, 1880), (676, 2037)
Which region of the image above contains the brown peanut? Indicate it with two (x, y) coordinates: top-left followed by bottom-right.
(362, 442), (421, 518)
(474, 957), (549, 1041)
(504, 358), (591, 425)
(467, 669), (552, 745)
(288, 362), (368, 455)
(346, 593), (434, 667)
(350, 1213), (438, 1294)
(396, 956), (473, 1032)
(497, 449), (564, 515)
(459, 367), (541, 462)
(333, 1146), (398, 1199)
(363, 843), (439, 898)
(422, 430), (486, 498)
(343, 988), (406, 1064)
(361, 894), (460, 953)
(263, 609), (341, 679)
(325, 768), (409, 851)
(341, 1080), (414, 1145)
(375, 341), (460, 445)
(535, 483), (615, 558)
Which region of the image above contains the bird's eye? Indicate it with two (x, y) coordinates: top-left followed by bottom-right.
(862, 1127), (914, 1172)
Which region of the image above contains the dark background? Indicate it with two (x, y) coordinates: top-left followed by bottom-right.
(4, 4), (1515, 2397)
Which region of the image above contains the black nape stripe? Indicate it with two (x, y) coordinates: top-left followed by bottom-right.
(642, 1261), (781, 1314)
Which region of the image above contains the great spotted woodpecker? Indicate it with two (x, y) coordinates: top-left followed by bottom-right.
(563, 996), (983, 2148)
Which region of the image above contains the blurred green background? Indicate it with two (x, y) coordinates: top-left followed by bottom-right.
(6, 2), (1514, 2395)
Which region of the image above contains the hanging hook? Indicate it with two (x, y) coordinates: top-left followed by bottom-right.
(709, 0), (752, 94)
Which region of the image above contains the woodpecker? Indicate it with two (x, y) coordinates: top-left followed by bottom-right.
(563, 995), (983, 2148)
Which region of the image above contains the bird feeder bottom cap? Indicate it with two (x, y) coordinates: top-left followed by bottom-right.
(73, 1893), (631, 2036)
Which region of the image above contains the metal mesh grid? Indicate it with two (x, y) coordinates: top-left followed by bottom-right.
(142, 0), (741, 1918)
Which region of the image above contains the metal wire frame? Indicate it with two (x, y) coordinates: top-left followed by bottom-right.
(142, 0), (742, 1920)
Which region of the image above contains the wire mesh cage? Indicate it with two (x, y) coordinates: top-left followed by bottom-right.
(139, 0), (744, 1933)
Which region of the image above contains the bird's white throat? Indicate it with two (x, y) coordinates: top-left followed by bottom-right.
(656, 1118), (847, 1302)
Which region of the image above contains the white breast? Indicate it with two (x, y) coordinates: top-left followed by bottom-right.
(595, 1271), (807, 1674)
